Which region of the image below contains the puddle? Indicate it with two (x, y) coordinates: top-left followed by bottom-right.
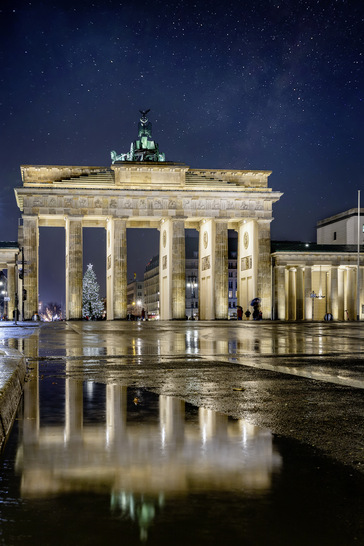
(0, 360), (364, 545)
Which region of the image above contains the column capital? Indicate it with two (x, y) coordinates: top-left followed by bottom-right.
(256, 217), (273, 226)
(65, 215), (83, 223)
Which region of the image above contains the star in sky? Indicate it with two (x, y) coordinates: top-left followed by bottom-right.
(0, 0), (363, 304)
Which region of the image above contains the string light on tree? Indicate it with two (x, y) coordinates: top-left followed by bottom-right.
(82, 263), (104, 320)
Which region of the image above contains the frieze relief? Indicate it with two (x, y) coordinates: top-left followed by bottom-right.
(28, 192), (264, 217)
(241, 255), (253, 271)
(33, 197), (43, 207)
(162, 255), (167, 270)
(202, 255), (211, 271)
(123, 198), (133, 209)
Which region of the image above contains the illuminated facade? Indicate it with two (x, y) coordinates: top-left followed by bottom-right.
(271, 210), (364, 321)
(14, 163), (279, 320)
(12, 113), (363, 321)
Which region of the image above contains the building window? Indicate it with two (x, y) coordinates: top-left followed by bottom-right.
(333, 231), (337, 240)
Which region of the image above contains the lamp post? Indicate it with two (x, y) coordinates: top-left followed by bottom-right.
(357, 190), (361, 321)
(310, 291), (318, 320)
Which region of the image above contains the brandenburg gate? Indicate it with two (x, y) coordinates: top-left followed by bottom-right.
(14, 111), (282, 320)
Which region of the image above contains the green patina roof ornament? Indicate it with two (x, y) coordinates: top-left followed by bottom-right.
(111, 109), (166, 163)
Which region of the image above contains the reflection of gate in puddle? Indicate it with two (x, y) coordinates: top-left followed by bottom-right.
(19, 365), (281, 538)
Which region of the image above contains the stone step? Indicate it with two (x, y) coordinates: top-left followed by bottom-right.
(185, 173), (236, 187)
(61, 171), (114, 184)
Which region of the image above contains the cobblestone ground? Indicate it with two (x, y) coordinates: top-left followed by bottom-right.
(6, 319), (364, 473)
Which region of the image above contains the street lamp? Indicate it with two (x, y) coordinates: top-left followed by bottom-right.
(310, 290), (325, 320)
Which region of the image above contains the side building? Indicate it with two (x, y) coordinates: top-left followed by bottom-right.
(144, 235), (239, 320)
(144, 255), (159, 319)
(272, 208), (364, 320)
(126, 279), (145, 319)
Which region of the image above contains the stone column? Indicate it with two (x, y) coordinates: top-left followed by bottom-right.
(276, 265), (286, 320)
(7, 263), (16, 320)
(296, 267), (304, 320)
(159, 218), (185, 320)
(199, 219), (215, 320)
(172, 219), (186, 319)
(214, 221), (228, 319)
(330, 266), (339, 320)
(22, 216), (39, 320)
(106, 218), (127, 320)
(257, 219), (272, 319)
(65, 217), (83, 320)
(304, 266), (312, 319)
(338, 268), (344, 320)
(345, 267), (355, 320)
(288, 268), (296, 320)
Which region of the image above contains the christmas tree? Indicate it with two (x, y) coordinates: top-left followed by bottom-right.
(82, 263), (104, 319)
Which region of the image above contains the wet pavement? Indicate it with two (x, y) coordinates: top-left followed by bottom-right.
(1, 320), (364, 544)
(1, 320), (364, 472)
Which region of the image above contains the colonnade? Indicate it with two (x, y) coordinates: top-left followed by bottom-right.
(273, 263), (364, 320)
(20, 215), (271, 321)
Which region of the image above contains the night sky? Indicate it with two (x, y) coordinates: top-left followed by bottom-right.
(0, 0), (363, 306)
